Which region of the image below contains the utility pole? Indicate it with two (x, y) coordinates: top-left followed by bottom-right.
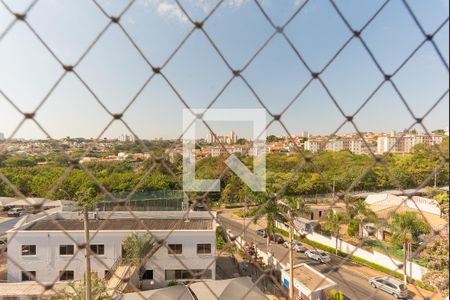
(243, 196), (247, 241)
(83, 207), (92, 300)
(332, 175), (336, 199)
(434, 167), (437, 188)
(288, 210), (294, 300)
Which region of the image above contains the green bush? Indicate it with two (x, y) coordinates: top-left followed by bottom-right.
(347, 220), (360, 237)
(224, 204), (244, 209)
(216, 227), (226, 250)
(167, 280), (179, 287)
(325, 290), (344, 300)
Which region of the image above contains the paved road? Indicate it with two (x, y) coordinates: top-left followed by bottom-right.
(219, 215), (402, 300)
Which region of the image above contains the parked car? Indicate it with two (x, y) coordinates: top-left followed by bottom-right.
(256, 229), (267, 238)
(270, 234), (285, 244)
(293, 242), (307, 252)
(7, 208), (25, 217)
(282, 241), (307, 252)
(192, 203), (207, 211)
(369, 276), (409, 299)
(305, 250), (331, 263)
(0, 236), (6, 252)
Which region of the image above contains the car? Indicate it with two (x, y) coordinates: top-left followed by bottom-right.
(256, 229), (267, 238)
(270, 234), (285, 244)
(305, 250), (331, 263)
(293, 242), (307, 253)
(369, 276), (409, 299)
(192, 203), (207, 211)
(282, 241), (307, 252)
(7, 208), (25, 217)
(0, 236), (6, 252)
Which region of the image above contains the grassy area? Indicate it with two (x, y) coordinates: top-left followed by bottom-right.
(232, 206), (260, 218)
(363, 239), (403, 260)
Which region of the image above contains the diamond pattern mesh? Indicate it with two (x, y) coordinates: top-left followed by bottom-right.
(0, 0), (448, 299)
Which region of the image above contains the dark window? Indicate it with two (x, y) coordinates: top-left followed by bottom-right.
(197, 244), (211, 254)
(59, 245), (74, 256)
(168, 244), (182, 255)
(310, 212), (314, 220)
(59, 270), (74, 281)
(21, 245), (36, 256)
(318, 211), (322, 218)
(21, 271), (36, 281)
(90, 244), (105, 255)
(142, 270), (153, 280)
(165, 269), (212, 280)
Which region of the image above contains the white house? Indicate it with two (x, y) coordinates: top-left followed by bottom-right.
(7, 211), (217, 289)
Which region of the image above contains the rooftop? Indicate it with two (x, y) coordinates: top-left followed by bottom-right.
(13, 211), (215, 232)
(26, 218), (213, 231)
(286, 264), (337, 292)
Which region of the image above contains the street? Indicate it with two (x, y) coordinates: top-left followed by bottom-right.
(219, 214), (409, 300)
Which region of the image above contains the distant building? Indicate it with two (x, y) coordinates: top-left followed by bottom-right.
(206, 131), (237, 145)
(118, 134), (135, 142)
(304, 137), (374, 155)
(377, 133), (444, 154)
(0, 132), (4, 141)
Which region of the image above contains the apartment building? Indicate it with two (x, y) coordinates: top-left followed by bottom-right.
(7, 211), (216, 288)
(377, 133), (444, 154)
(304, 138), (373, 155)
(206, 131), (237, 144)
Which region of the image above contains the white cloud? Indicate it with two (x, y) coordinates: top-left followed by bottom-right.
(228, 0), (247, 8)
(157, 1), (189, 23)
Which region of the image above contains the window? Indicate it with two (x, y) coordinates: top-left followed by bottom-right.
(59, 245), (74, 256)
(21, 271), (36, 281)
(59, 270), (74, 281)
(21, 245), (36, 256)
(310, 212), (314, 220)
(142, 270), (153, 280)
(318, 211), (322, 218)
(168, 244), (182, 255)
(197, 244), (211, 254)
(90, 244), (105, 255)
(165, 269), (212, 280)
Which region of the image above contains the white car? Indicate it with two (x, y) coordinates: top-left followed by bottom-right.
(283, 241), (307, 253)
(305, 250), (331, 263)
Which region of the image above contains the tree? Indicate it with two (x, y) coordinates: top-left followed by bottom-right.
(73, 187), (97, 209)
(122, 232), (156, 267)
(323, 210), (348, 255)
(60, 273), (108, 300)
(388, 211), (431, 284)
(421, 235), (449, 297)
(347, 199), (377, 237)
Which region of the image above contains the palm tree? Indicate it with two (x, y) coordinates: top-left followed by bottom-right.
(324, 210), (348, 255)
(388, 211), (431, 284)
(347, 200), (377, 237)
(251, 200), (278, 251)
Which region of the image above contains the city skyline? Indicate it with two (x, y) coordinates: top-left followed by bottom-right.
(0, 0), (448, 140)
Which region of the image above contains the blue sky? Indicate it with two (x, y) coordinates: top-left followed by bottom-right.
(0, 0), (448, 140)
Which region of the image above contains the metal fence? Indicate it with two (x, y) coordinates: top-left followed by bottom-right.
(0, 0), (448, 299)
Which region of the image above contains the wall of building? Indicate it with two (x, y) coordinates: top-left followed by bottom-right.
(7, 229), (216, 286)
